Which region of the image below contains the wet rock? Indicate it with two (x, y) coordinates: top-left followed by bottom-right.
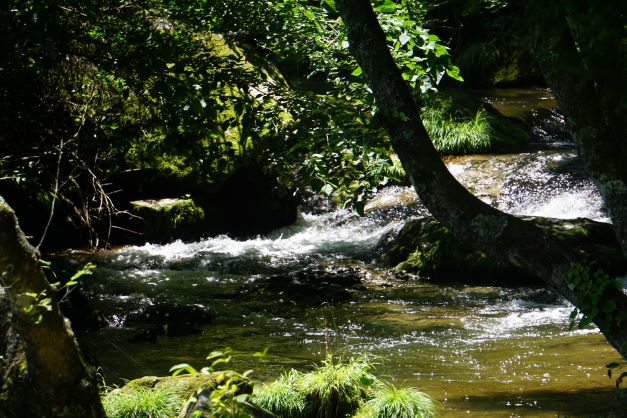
(112, 372), (277, 418)
(510, 288), (565, 305)
(125, 303), (213, 339)
(244, 266), (367, 306)
(169, 371), (277, 418)
(128, 326), (161, 343)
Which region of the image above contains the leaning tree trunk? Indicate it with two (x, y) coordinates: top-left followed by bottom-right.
(0, 197), (105, 418)
(334, 0), (627, 359)
(524, 0), (627, 259)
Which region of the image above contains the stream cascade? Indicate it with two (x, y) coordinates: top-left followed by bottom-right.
(68, 89), (625, 417)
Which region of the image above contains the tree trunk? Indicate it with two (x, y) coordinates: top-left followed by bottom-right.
(334, 0), (627, 359)
(0, 197), (105, 418)
(524, 0), (627, 259)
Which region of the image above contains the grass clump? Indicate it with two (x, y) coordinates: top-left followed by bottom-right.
(102, 385), (184, 418)
(421, 90), (531, 155)
(254, 355), (437, 418)
(254, 355), (378, 418)
(355, 383), (437, 418)
(298, 355), (376, 418)
(254, 369), (308, 418)
(422, 106), (493, 155)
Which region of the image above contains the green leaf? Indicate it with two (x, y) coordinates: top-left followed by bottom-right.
(206, 347), (232, 361)
(210, 356), (231, 368)
(321, 184), (334, 195)
(351, 66), (363, 76)
(302, 9), (316, 20)
(399, 32), (411, 46)
(374, 0), (399, 13)
(359, 374), (376, 386)
(322, 0), (336, 12)
(446, 66), (464, 82)
(253, 347), (270, 357)
(170, 363), (198, 376)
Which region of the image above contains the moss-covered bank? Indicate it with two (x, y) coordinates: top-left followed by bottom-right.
(104, 357), (437, 418)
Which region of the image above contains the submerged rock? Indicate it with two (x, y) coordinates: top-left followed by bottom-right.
(125, 303), (214, 340)
(243, 266), (367, 306)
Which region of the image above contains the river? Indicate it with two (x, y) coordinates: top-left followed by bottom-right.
(68, 88), (625, 417)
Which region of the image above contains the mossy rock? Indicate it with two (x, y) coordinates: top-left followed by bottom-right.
(122, 371), (251, 400)
(109, 372), (261, 418)
(379, 217), (533, 284)
(379, 216), (626, 285)
(131, 198), (205, 243)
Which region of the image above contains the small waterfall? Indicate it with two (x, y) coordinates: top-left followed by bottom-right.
(446, 150), (609, 222)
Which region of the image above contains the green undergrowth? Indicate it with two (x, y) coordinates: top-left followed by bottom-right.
(100, 354), (437, 418)
(102, 385), (184, 418)
(422, 90), (531, 155)
(253, 355), (437, 418)
(253, 370), (307, 417)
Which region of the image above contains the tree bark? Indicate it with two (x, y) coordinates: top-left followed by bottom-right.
(524, 0), (627, 259)
(334, 0), (627, 358)
(0, 197), (105, 418)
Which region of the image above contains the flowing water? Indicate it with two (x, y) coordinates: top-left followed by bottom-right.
(72, 89), (626, 417)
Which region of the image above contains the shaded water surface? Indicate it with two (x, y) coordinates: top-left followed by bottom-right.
(73, 89), (625, 417)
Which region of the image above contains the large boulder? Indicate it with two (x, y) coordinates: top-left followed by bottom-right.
(377, 216), (626, 285)
(198, 167), (298, 238)
(122, 372), (250, 399)
(119, 167), (298, 244)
